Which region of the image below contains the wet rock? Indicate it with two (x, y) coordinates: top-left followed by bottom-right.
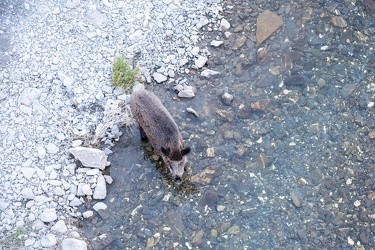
(206, 147), (215, 157)
(217, 222), (230, 233)
(284, 75), (305, 86)
(61, 238), (87, 250)
(211, 40), (224, 47)
(69, 147), (108, 170)
(190, 167), (215, 185)
(257, 47), (268, 63)
(221, 92), (234, 105)
(364, 0), (375, 16)
(165, 211), (186, 237)
(290, 191), (302, 208)
(186, 107), (199, 117)
(241, 208), (258, 218)
(211, 229), (218, 237)
(368, 129), (375, 139)
(215, 109), (234, 122)
(91, 233), (114, 250)
(331, 16), (348, 28)
(341, 84), (356, 98)
(191, 231), (204, 247)
(227, 225), (240, 234)
(256, 10), (284, 45)
(147, 237), (156, 247)
(198, 190), (218, 206)
(235, 36), (247, 49)
(201, 69), (220, 78)
(251, 99), (270, 112)
(338, 228), (351, 237)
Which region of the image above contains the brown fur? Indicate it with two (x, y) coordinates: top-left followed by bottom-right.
(130, 89), (190, 182)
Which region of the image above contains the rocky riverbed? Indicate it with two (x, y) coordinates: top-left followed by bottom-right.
(1, 0), (375, 249)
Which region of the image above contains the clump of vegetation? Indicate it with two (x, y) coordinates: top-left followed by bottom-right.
(111, 56), (138, 92)
(0, 227), (28, 248)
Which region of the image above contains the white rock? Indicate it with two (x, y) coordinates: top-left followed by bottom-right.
(93, 202), (107, 211)
(69, 147), (108, 170)
(104, 175), (113, 184)
(70, 197), (83, 207)
(19, 88), (41, 106)
(82, 184), (93, 196)
(201, 69), (220, 78)
(51, 220), (68, 233)
(37, 146), (46, 159)
(46, 143), (59, 154)
(41, 234), (57, 247)
(179, 59), (189, 66)
(21, 167), (36, 179)
(178, 86), (195, 98)
(21, 187), (35, 199)
(86, 169), (99, 175)
(153, 72), (167, 83)
(66, 0), (81, 9)
(61, 238), (87, 250)
(40, 208), (57, 223)
(93, 175), (107, 199)
(25, 238), (35, 246)
(83, 211), (94, 219)
(129, 29), (143, 41)
(195, 56), (208, 68)
(54, 187), (65, 196)
(220, 18), (231, 30)
(211, 40), (224, 47)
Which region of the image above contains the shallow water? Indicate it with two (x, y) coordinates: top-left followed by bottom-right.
(82, 0), (375, 249)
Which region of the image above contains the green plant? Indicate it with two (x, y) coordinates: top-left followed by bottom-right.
(0, 227), (28, 248)
(112, 56), (138, 92)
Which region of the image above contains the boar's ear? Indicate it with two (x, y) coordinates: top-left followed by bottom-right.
(161, 147), (170, 156)
(181, 147), (191, 156)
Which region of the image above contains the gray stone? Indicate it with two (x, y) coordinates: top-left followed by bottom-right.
(69, 147), (108, 170)
(153, 72), (168, 83)
(61, 238), (87, 250)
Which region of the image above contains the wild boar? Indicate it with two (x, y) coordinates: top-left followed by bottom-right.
(130, 89), (190, 184)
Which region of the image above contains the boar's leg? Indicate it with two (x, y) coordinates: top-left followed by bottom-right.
(139, 126), (148, 142)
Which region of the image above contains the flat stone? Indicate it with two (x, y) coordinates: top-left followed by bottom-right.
(198, 190), (218, 206)
(191, 231), (204, 247)
(69, 147), (108, 170)
(256, 10), (284, 45)
(70, 197), (83, 207)
(234, 36), (247, 49)
(40, 208), (57, 223)
(178, 86), (195, 98)
(83, 211), (94, 219)
(153, 72), (167, 83)
(61, 238), (87, 250)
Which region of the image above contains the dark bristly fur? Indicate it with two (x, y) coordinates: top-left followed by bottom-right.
(130, 89), (190, 183)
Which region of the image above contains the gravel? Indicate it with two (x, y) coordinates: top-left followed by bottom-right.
(0, 0), (222, 248)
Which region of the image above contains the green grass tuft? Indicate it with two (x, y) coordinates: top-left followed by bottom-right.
(111, 56), (138, 92)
